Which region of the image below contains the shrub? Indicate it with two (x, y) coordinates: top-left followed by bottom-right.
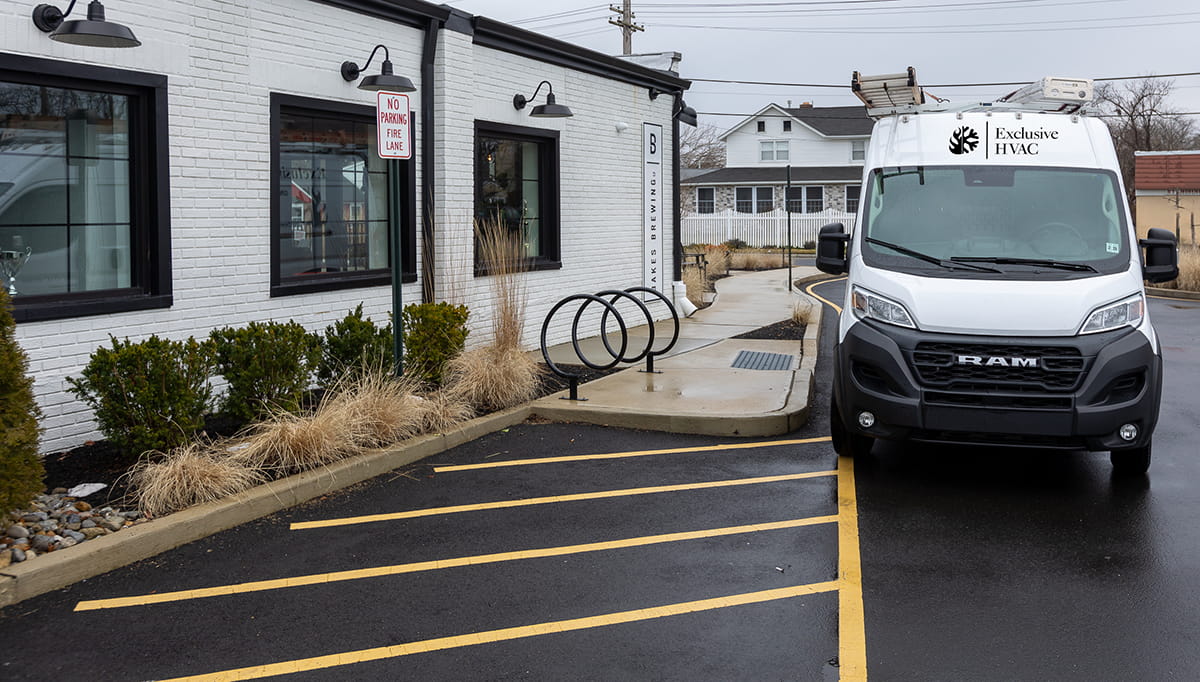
(210, 320), (321, 422)
(723, 238), (749, 250)
(67, 335), (214, 459)
(319, 304), (393, 387)
(0, 290), (44, 515)
(802, 240), (817, 251)
(401, 302), (469, 385)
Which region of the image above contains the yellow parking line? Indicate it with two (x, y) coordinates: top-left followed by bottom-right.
(291, 469), (836, 530)
(75, 516), (837, 612)
(837, 454), (868, 680)
(432, 436), (832, 473)
(805, 277), (845, 314)
(157, 581), (841, 681)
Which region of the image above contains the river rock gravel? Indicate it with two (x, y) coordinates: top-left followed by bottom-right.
(1, 490), (146, 566)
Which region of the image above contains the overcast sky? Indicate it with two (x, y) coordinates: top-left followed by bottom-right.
(443, 0), (1200, 132)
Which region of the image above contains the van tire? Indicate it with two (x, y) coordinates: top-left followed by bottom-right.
(831, 395), (873, 458)
(1110, 442), (1151, 476)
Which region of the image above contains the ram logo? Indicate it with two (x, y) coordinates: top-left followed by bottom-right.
(956, 355), (1039, 368)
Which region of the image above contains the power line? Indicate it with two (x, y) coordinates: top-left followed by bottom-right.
(688, 72), (1200, 89)
(635, 0), (1129, 18)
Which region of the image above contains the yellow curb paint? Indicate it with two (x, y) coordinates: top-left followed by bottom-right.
(157, 582), (841, 682)
(805, 277), (846, 314)
(290, 468), (835, 530)
(432, 436), (833, 473)
(75, 516), (838, 612)
(837, 454), (868, 681)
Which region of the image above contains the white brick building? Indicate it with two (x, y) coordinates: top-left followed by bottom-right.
(1, 0), (691, 452)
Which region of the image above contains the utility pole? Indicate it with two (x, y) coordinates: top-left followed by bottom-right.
(609, 1), (644, 55)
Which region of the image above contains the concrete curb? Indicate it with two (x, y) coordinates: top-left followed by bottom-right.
(0, 405), (532, 610)
(1147, 286), (1200, 301)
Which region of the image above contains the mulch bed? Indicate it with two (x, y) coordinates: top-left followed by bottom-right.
(39, 318), (803, 509)
(40, 364), (619, 509)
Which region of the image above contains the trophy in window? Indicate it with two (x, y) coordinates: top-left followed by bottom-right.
(1, 239), (32, 296)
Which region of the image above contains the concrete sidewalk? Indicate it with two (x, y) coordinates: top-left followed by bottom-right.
(531, 267), (825, 437)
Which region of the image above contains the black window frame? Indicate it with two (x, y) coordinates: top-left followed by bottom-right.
(787, 186), (826, 214)
(756, 120), (765, 133)
(1, 54), (170, 323)
(846, 184), (861, 213)
(269, 93), (416, 298)
(696, 187), (715, 214)
(473, 120), (561, 274)
(783, 120), (792, 132)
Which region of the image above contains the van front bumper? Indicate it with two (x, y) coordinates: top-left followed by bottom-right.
(832, 319), (1162, 450)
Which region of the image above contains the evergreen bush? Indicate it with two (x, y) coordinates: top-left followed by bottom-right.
(210, 320), (321, 422)
(67, 334), (214, 459)
(318, 304), (393, 386)
(0, 290), (44, 515)
(401, 302), (470, 385)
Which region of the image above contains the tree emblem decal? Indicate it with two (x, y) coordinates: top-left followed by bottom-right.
(949, 126), (980, 154)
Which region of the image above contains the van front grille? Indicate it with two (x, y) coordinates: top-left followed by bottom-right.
(911, 343), (1086, 392)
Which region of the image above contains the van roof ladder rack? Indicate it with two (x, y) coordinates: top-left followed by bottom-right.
(852, 68), (1095, 119)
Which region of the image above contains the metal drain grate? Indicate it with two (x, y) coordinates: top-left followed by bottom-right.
(731, 350), (796, 371)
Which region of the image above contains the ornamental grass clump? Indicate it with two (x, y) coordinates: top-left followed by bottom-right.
(1158, 244), (1200, 292)
(443, 345), (544, 413)
(0, 289), (44, 516)
(319, 371), (428, 448)
(682, 264), (707, 307)
(730, 251), (785, 271)
(230, 406), (364, 475)
(129, 441), (265, 517)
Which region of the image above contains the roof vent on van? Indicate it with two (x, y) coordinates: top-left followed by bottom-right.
(998, 77), (1094, 110)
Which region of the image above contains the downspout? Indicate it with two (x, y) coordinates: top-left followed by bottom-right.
(671, 91), (697, 317)
(420, 16), (440, 303)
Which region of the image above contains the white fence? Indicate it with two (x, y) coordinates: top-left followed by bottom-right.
(682, 208), (857, 248)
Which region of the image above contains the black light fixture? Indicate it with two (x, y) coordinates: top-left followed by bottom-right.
(32, 1), (140, 48)
(341, 44), (416, 92)
(676, 100), (698, 127)
(513, 80), (573, 118)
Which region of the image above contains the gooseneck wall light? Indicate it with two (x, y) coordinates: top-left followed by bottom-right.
(513, 81), (573, 118)
(32, 1), (141, 48)
(341, 44), (416, 92)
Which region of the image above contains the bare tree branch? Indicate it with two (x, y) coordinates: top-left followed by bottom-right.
(680, 123), (726, 169)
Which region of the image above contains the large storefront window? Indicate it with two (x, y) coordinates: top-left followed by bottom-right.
(272, 96), (390, 294)
(474, 121), (560, 270)
(0, 56), (169, 322)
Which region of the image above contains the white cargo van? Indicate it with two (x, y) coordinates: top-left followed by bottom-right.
(817, 71), (1179, 474)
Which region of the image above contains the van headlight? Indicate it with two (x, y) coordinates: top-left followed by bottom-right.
(1079, 294), (1144, 335)
(851, 286), (916, 329)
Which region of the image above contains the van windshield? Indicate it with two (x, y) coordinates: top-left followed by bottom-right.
(860, 165), (1130, 278)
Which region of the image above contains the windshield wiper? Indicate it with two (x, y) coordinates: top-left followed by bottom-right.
(866, 237), (1000, 273)
(950, 256), (1098, 273)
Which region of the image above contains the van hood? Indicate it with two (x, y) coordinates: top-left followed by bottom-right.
(852, 265), (1143, 337)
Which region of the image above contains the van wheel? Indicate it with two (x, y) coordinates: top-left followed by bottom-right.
(830, 395), (873, 458)
(1110, 442), (1151, 476)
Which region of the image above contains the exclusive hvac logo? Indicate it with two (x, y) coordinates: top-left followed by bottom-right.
(948, 126), (980, 155)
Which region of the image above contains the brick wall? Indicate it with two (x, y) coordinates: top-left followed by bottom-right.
(2, 1), (678, 451)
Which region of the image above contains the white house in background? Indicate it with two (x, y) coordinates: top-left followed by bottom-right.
(1, 0), (690, 452)
(682, 104), (873, 220)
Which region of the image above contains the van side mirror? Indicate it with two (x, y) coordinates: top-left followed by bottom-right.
(1139, 227), (1179, 284)
(816, 222), (851, 275)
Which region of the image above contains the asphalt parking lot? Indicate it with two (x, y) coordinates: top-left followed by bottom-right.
(0, 423), (857, 681)
(2, 279), (1197, 681)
